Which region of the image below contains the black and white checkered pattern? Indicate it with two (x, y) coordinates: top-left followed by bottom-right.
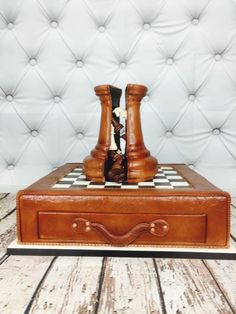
(53, 166), (190, 189)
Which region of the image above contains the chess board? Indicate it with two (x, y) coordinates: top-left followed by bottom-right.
(53, 166), (190, 189)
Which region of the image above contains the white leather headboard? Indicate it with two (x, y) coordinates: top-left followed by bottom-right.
(1, 0), (236, 194)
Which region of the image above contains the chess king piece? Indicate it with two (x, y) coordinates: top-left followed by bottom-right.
(125, 84), (158, 182)
(83, 85), (123, 182)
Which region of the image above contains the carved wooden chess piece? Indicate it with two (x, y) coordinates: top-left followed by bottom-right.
(125, 84), (158, 182)
(83, 85), (122, 182)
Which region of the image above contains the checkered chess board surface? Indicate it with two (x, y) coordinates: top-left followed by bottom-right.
(53, 166), (190, 189)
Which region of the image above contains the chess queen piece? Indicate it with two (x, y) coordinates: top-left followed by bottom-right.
(83, 85), (122, 182)
(125, 84), (158, 182)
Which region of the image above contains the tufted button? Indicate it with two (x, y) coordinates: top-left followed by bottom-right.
(192, 18), (199, 25)
(143, 95), (149, 102)
(166, 130), (172, 137)
(7, 164), (14, 170)
(76, 60), (84, 68)
(7, 22), (14, 30)
(212, 128), (221, 135)
(31, 130), (38, 137)
(143, 23), (150, 30)
(29, 58), (37, 66)
(189, 94), (196, 101)
(6, 95), (13, 102)
(120, 62), (126, 69)
(50, 21), (58, 28)
(98, 25), (105, 33)
(215, 54), (222, 61)
(53, 96), (61, 103)
(166, 58), (174, 65)
(77, 132), (84, 139)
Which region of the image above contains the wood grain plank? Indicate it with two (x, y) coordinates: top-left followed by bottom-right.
(0, 212), (16, 259)
(231, 205), (236, 240)
(0, 193), (16, 259)
(0, 194), (16, 220)
(97, 257), (164, 314)
(0, 255), (54, 314)
(0, 247), (11, 261)
(204, 260), (236, 312)
(28, 256), (103, 313)
(155, 258), (233, 314)
(0, 194), (8, 201)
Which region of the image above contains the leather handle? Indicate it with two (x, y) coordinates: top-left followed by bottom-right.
(72, 218), (169, 246)
(91, 222), (149, 246)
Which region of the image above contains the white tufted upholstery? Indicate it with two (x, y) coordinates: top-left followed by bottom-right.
(0, 0), (236, 194)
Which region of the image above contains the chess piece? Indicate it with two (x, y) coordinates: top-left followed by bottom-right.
(125, 84), (158, 182)
(83, 84), (157, 183)
(83, 85), (122, 182)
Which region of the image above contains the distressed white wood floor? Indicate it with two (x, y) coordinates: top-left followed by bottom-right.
(0, 193), (235, 314)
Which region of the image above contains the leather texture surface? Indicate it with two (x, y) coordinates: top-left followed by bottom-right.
(16, 163), (231, 247)
(1, 0), (236, 194)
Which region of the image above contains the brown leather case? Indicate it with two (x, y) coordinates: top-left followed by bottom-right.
(16, 163), (230, 248)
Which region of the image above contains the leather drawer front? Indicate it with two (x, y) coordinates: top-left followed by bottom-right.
(38, 212), (207, 245)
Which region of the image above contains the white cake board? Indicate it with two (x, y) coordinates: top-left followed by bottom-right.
(7, 238), (236, 260)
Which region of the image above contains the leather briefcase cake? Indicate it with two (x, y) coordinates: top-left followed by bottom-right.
(16, 163), (230, 248)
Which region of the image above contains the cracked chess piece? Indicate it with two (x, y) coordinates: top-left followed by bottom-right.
(83, 83), (157, 183)
(83, 85), (122, 182)
(125, 84), (158, 182)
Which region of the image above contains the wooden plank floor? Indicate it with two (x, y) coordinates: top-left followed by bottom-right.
(0, 194), (235, 314)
